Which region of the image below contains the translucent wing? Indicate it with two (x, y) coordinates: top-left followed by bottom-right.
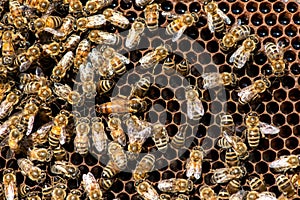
(108, 11), (130, 28)
(43, 27), (65, 37)
(26, 115), (35, 136)
(79, 62), (94, 82)
(5, 182), (15, 200)
(138, 51), (158, 69)
(86, 14), (106, 27)
(257, 192), (277, 200)
(91, 123), (107, 153)
(187, 99), (204, 120)
(59, 127), (66, 145)
(115, 52), (130, 64)
(217, 8), (231, 24)
(235, 50), (250, 69)
(125, 27), (138, 49)
(237, 85), (256, 104)
(259, 122), (280, 135)
(269, 156), (290, 169)
(186, 160), (202, 179)
(53, 83), (72, 97)
(19, 61), (32, 72)
(202, 72), (222, 89)
(172, 25), (187, 42)
(207, 13), (214, 32)
(229, 46), (244, 63)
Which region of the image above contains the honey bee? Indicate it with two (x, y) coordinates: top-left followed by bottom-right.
(20, 98), (40, 136)
(66, 189), (82, 200)
(107, 114), (126, 146)
(130, 76), (151, 100)
(99, 161), (119, 190)
(210, 166), (247, 185)
(67, 0), (84, 17)
(222, 131), (248, 160)
(3, 169), (17, 200)
(144, 3), (159, 31)
(73, 39), (91, 73)
(225, 148), (239, 167)
(97, 80), (115, 95)
(202, 72), (237, 90)
(44, 15), (75, 40)
(264, 42), (286, 77)
(85, 0), (113, 14)
(185, 86), (204, 120)
(270, 154), (300, 172)
(186, 146), (205, 179)
(166, 12), (199, 42)
(226, 179), (241, 194)
(135, 180), (160, 200)
(238, 76), (271, 105)
(48, 111), (70, 148)
(162, 56), (176, 75)
(8, 128), (23, 151)
(53, 145), (67, 161)
(175, 59), (189, 76)
(0, 81), (13, 103)
(125, 18), (145, 49)
(74, 117), (90, 156)
(50, 51), (74, 82)
(76, 14), (106, 32)
(276, 174), (296, 198)
(220, 113), (235, 135)
(138, 46), (169, 70)
(229, 190), (247, 200)
(220, 20), (251, 51)
(96, 97), (147, 114)
(17, 158), (46, 183)
(32, 15), (62, 37)
(0, 90), (21, 119)
(152, 124), (169, 153)
(41, 42), (61, 57)
(28, 147), (53, 162)
(247, 176), (266, 192)
(246, 191), (277, 200)
(19, 44), (42, 72)
(2, 31), (15, 66)
(88, 30), (119, 45)
(199, 186), (217, 200)
(53, 83), (82, 106)
(51, 183), (67, 200)
(23, 0), (50, 13)
(158, 178), (194, 193)
(63, 34), (80, 52)
(204, 0), (231, 33)
(133, 154), (155, 181)
(51, 161), (80, 179)
(41, 183), (52, 200)
(103, 8), (130, 29)
(229, 35), (259, 69)
(8, 0), (28, 29)
(91, 117), (108, 153)
(87, 46), (110, 77)
(108, 141), (128, 170)
(218, 189), (230, 200)
(30, 122), (52, 145)
(19, 183), (38, 198)
(245, 112), (279, 148)
(171, 124), (187, 149)
(82, 172), (103, 200)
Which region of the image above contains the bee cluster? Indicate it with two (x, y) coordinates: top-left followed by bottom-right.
(0, 0), (298, 199)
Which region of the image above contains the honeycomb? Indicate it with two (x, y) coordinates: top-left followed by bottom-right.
(0, 0), (299, 199)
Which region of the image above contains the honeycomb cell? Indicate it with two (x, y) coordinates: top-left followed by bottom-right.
(274, 89), (287, 101)
(285, 24), (297, 37)
(169, 159), (183, 172)
(120, 1), (132, 10)
(291, 63), (300, 75)
(246, 1), (258, 12)
(161, 1), (173, 11)
(200, 28), (213, 41)
(84, 154), (99, 166)
(246, 64), (259, 77)
(289, 88), (300, 101)
(291, 37), (300, 50)
(280, 101), (293, 114)
(175, 2), (187, 14)
(271, 137), (284, 151)
(189, 2), (201, 13)
(212, 161), (225, 169)
(265, 13), (277, 26)
(262, 150), (276, 162)
(266, 102), (279, 114)
(244, 161), (254, 174)
(279, 125), (292, 138)
(255, 161), (268, 174)
(179, 39), (191, 52)
(199, 52), (211, 65)
(162, 170), (175, 179)
(251, 13), (263, 26)
(112, 180), (124, 193)
(287, 2), (298, 13)
(284, 50), (296, 62)
(287, 113), (299, 126)
(259, 2), (271, 13)
(231, 2), (244, 14)
(264, 173), (275, 186)
(257, 26), (269, 37)
(272, 113), (285, 126)
(258, 139), (269, 151)
(279, 12), (291, 25)
(260, 114), (271, 124)
(271, 26), (283, 38)
(293, 12), (300, 24)
(117, 193), (130, 200)
(273, 1), (285, 13)
(285, 137), (299, 150)
(71, 153), (83, 165)
(207, 41), (219, 53)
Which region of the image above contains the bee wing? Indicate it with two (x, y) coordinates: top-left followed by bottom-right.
(59, 127), (66, 145)
(53, 83), (72, 97)
(229, 46), (244, 64)
(19, 61), (32, 72)
(125, 28), (137, 48)
(108, 11), (130, 27)
(138, 51), (158, 68)
(172, 25), (187, 42)
(91, 125), (107, 153)
(187, 99), (204, 120)
(207, 13), (214, 32)
(115, 52), (130, 64)
(79, 62), (94, 82)
(5, 182), (15, 200)
(202, 72), (222, 89)
(237, 85), (256, 103)
(259, 122), (280, 135)
(257, 193), (277, 200)
(269, 157), (290, 169)
(217, 8), (231, 24)
(43, 27), (65, 37)
(25, 115), (35, 136)
(86, 14), (106, 27)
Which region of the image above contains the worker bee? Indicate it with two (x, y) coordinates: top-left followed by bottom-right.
(41, 183), (52, 200)
(152, 124), (169, 153)
(82, 172), (103, 200)
(264, 42), (286, 77)
(18, 44), (42, 72)
(238, 76), (271, 105)
(125, 18), (145, 49)
(103, 8), (130, 29)
(73, 39), (91, 73)
(88, 30), (119, 45)
(245, 112), (279, 148)
(133, 154), (155, 181)
(270, 154), (300, 172)
(0, 90), (21, 119)
(51, 181), (67, 200)
(220, 113), (235, 135)
(166, 12), (199, 42)
(53, 83), (82, 106)
(162, 56), (176, 75)
(67, 0), (84, 17)
(23, 0), (50, 13)
(52, 145), (67, 161)
(32, 16), (62, 37)
(158, 178), (193, 193)
(63, 34), (80, 52)
(30, 122), (52, 145)
(175, 59), (189, 76)
(76, 14), (106, 32)
(28, 147), (53, 162)
(247, 176), (266, 192)
(3, 169), (17, 200)
(130, 76), (151, 99)
(246, 191), (277, 200)
(226, 179), (241, 194)
(20, 98), (40, 136)
(199, 186), (217, 200)
(186, 146), (204, 179)
(41, 42), (61, 57)
(90, 117), (107, 153)
(85, 0), (113, 14)
(138, 46), (169, 70)
(204, 0), (231, 33)
(51, 161), (80, 179)
(202, 72), (237, 90)
(99, 161), (119, 190)
(50, 51), (74, 82)
(220, 20), (251, 51)
(229, 35), (259, 69)
(48, 111), (70, 148)
(229, 190), (247, 199)
(276, 174), (296, 198)
(87, 46), (110, 77)
(107, 114), (126, 146)
(225, 148), (239, 167)
(171, 124), (187, 149)
(7, 127), (23, 152)
(144, 3), (159, 31)
(217, 189), (230, 200)
(74, 117), (90, 156)
(108, 141), (128, 170)
(66, 189), (82, 200)
(97, 80), (115, 95)
(17, 158), (46, 183)
(135, 180), (160, 200)
(2, 31), (15, 66)
(44, 15), (75, 40)
(8, 0), (28, 28)
(185, 86), (204, 120)
(210, 166), (247, 185)
(222, 132), (248, 160)
(96, 97), (147, 114)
